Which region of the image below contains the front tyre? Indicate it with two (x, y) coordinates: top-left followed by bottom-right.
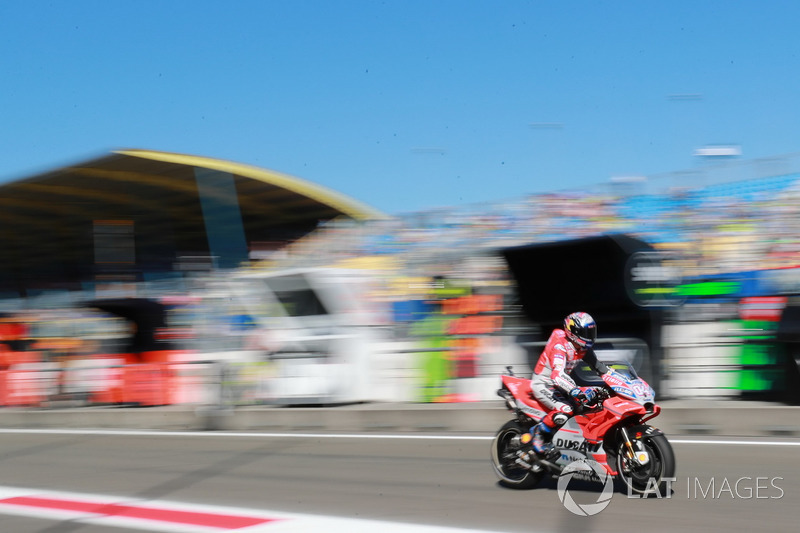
(616, 432), (676, 497)
(490, 420), (543, 489)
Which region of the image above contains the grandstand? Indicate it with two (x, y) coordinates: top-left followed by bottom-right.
(0, 149), (388, 299)
(269, 158), (800, 281)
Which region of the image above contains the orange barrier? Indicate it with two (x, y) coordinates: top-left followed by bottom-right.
(441, 294), (502, 315)
(0, 350), (204, 408)
(447, 337), (480, 379)
(122, 364), (170, 406)
(0, 362), (58, 407)
(447, 315), (502, 335)
(85, 355), (127, 405)
(0, 350), (40, 369)
(91, 352), (194, 406)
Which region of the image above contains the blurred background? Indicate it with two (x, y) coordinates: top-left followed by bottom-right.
(2, 1), (800, 413)
(1, 148), (800, 410)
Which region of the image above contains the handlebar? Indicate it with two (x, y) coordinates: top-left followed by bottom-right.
(574, 386), (610, 413)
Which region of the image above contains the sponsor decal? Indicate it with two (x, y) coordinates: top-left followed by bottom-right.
(604, 374), (627, 387)
(624, 251), (683, 307)
(555, 438), (602, 454)
(515, 400), (545, 419)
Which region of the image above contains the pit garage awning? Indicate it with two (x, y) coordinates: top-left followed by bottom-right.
(0, 149), (388, 294)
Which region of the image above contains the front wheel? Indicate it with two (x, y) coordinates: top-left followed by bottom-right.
(490, 420), (543, 489)
(615, 431), (676, 497)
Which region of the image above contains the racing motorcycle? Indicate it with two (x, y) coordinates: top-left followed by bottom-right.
(490, 361), (675, 495)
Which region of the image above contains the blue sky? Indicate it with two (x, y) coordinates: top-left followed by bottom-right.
(2, 1), (800, 215)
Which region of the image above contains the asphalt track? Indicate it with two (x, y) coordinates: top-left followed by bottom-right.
(0, 429), (796, 532)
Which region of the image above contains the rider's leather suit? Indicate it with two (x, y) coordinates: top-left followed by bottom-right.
(531, 328), (607, 431)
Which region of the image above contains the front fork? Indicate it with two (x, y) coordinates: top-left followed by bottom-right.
(619, 427), (651, 470)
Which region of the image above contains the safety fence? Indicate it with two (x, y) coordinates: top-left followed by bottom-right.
(0, 340), (510, 409)
(0, 357), (220, 409)
(0, 327), (792, 410)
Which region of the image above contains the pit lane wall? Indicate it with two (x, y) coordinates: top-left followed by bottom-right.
(0, 399), (798, 439)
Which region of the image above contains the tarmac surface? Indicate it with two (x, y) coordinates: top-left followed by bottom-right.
(0, 426), (797, 532)
(0, 399), (798, 437)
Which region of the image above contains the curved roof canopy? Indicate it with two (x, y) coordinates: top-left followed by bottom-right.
(0, 149), (387, 295)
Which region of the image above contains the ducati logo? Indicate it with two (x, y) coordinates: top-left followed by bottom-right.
(555, 438), (601, 453)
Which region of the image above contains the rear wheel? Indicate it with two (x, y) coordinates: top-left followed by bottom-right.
(490, 420), (543, 489)
(615, 430), (676, 496)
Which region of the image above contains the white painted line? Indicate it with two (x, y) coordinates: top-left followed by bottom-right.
(670, 438), (800, 446)
(0, 428), (798, 446)
(0, 428), (488, 440)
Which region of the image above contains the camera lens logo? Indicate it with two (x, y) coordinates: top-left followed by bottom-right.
(557, 459), (614, 516)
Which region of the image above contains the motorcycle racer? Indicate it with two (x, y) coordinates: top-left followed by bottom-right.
(520, 312), (608, 459)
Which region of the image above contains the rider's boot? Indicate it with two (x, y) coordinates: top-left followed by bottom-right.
(531, 422), (555, 456)
(517, 422), (555, 465)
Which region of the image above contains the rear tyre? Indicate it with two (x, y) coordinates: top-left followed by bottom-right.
(615, 431), (676, 497)
(490, 420), (543, 489)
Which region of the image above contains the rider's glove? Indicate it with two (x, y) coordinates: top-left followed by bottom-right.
(570, 386), (599, 406)
(585, 386), (603, 405)
(569, 387), (587, 404)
